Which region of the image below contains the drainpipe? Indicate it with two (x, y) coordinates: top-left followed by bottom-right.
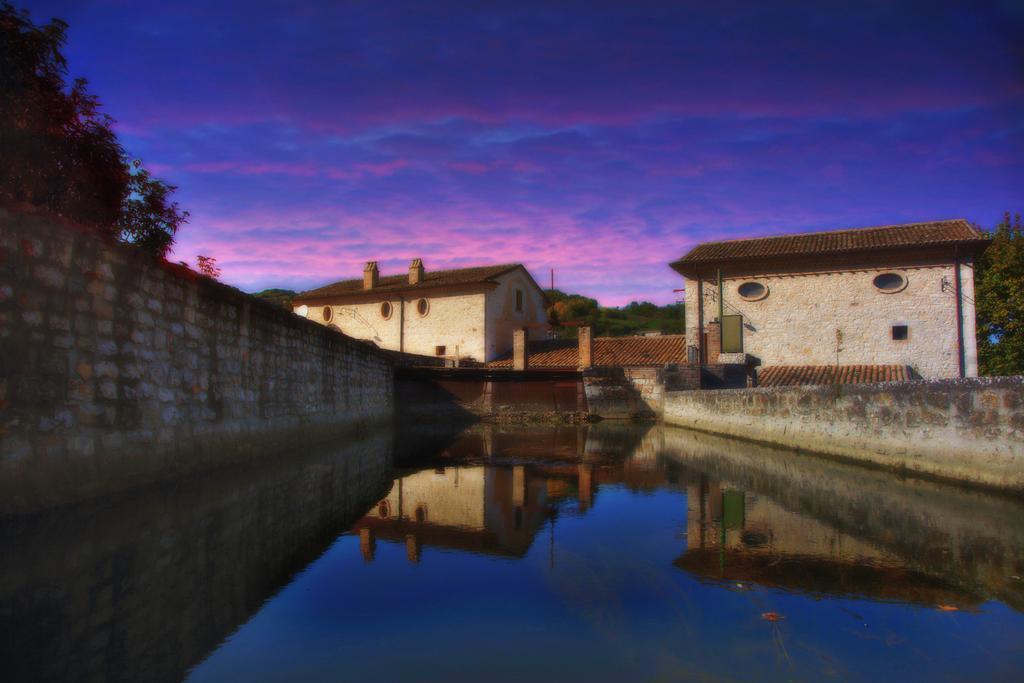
(717, 268), (724, 353)
(399, 295), (405, 354)
(696, 275), (705, 364)
(954, 247), (965, 378)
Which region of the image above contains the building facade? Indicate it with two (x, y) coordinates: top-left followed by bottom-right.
(293, 259), (549, 362)
(670, 220), (988, 379)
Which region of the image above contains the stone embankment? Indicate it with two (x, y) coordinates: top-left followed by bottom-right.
(664, 376), (1024, 493)
(0, 208), (394, 514)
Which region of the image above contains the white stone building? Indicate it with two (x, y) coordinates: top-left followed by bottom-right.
(670, 220), (989, 379)
(293, 259), (549, 362)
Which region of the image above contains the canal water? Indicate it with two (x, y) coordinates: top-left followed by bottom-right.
(2, 423), (1023, 682)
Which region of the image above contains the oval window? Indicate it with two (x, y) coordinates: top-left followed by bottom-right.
(377, 500), (390, 518)
(416, 298), (429, 316)
(873, 272), (906, 293)
(737, 281), (768, 301)
(380, 301), (393, 319)
(322, 306), (333, 322)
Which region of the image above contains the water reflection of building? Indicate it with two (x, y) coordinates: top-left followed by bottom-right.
(353, 466), (554, 561)
(353, 430), (680, 563)
(360, 422), (680, 563)
(678, 475), (983, 608)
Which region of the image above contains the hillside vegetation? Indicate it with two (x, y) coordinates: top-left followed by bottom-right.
(253, 288), (296, 309)
(545, 289), (684, 338)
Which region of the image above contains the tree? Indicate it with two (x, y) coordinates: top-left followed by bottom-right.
(976, 212), (1024, 376)
(196, 255), (221, 280)
(0, 3), (187, 257)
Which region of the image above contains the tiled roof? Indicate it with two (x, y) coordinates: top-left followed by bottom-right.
(488, 335), (686, 369)
(295, 263), (522, 300)
(758, 364), (913, 387)
(672, 220), (986, 268)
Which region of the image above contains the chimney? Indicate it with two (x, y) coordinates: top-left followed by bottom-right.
(513, 328), (528, 371)
(705, 320), (721, 365)
(363, 261), (379, 290)
(578, 326), (593, 369)
(409, 258), (424, 285)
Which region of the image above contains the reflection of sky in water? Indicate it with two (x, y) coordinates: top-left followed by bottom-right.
(187, 453), (1024, 682)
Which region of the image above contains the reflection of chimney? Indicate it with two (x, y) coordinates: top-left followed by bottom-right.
(409, 258), (424, 284)
(359, 527), (376, 562)
(405, 533), (421, 563)
(513, 465), (527, 507)
(363, 261), (379, 289)
(579, 326), (593, 369)
(513, 328), (528, 370)
(578, 463), (593, 510)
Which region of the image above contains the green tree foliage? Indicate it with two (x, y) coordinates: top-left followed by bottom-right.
(976, 212), (1024, 376)
(545, 289), (684, 338)
(0, 3), (187, 257)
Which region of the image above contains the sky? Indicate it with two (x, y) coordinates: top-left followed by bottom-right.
(21, 0), (1024, 305)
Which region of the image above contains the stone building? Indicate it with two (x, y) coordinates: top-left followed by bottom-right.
(670, 219), (988, 379)
(292, 260), (549, 362)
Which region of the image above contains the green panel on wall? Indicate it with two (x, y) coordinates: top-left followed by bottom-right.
(722, 315), (743, 353)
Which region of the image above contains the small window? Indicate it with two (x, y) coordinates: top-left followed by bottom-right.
(737, 281), (768, 301)
(515, 289), (524, 312)
(892, 325), (908, 341)
(415, 505), (428, 523)
(380, 301), (393, 319)
(377, 500), (390, 518)
(322, 306), (333, 322)
(873, 272), (907, 293)
(435, 345), (446, 356)
(416, 298), (429, 316)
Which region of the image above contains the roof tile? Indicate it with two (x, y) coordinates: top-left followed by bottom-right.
(488, 335), (686, 369)
(758, 364), (913, 387)
(672, 220), (986, 267)
(295, 263), (523, 300)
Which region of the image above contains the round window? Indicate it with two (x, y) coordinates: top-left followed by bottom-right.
(873, 272), (907, 293)
(380, 301), (393, 319)
(322, 306), (333, 322)
(416, 298), (429, 316)
(737, 281), (768, 301)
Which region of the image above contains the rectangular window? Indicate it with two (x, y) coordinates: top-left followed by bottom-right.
(891, 325), (908, 341)
(515, 289), (524, 312)
(435, 345), (446, 356)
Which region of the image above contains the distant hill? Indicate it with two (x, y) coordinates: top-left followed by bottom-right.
(252, 288), (297, 309)
(545, 289), (684, 338)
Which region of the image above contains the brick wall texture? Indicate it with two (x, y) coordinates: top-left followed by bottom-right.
(0, 208), (394, 513)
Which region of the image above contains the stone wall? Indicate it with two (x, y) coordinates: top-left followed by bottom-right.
(395, 368), (585, 422)
(663, 376), (1024, 492)
(684, 258), (978, 378)
(583, 367), (662, 419)
(0, 208), (394, 514)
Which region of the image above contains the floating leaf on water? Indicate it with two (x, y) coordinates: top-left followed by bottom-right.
(937, 605), (959, 612)
(761, 612), (784, 622)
